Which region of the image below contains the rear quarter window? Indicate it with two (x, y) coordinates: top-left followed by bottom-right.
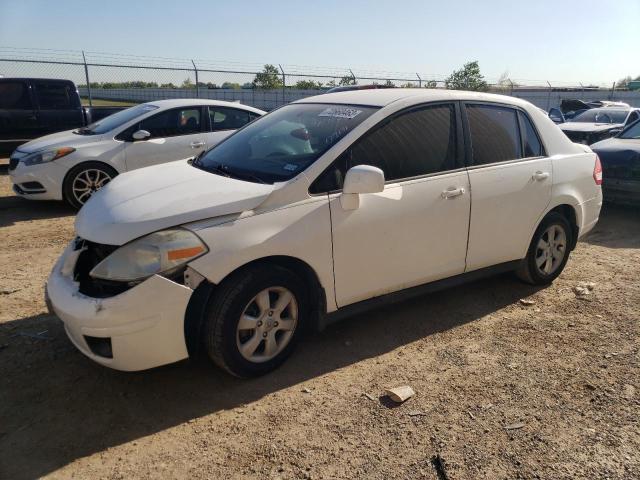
(0, 82), (32, 109)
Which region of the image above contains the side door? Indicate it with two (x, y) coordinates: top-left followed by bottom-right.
(0, 80), (39, 149)
(32, 80), (84, 134)
(314, 102), (471, 307)
(207, 106), (259, 147)
(121, 106), (207, 170)
(463, 103), (552, 271)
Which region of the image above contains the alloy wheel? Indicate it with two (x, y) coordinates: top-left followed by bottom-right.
(72, 168), (113, 205)
(236, 287), (298, 363)
(535, 225), (567, 276)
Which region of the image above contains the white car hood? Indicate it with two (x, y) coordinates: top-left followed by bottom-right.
(559, 122), (622, 133)
(76, 160), (275, 245)
(17, 129), (104, 153)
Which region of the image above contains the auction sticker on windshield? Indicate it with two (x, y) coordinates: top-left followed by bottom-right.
(318, 107), (362, 119)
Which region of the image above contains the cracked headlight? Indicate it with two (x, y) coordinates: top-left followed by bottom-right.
(21, 147), (76, 166)
(89, 228), (208, 282)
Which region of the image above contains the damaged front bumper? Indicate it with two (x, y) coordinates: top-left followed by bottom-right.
(46, 242), (194, 371)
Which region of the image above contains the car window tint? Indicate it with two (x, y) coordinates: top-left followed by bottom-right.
(627, 111), (639, 125)
(518, 111), (544, 157)
(0, 82), (32, 109)
(34, 82), (76, 109)
(138, 107), (201, 138)
(467, 105), (522, 165)
(209, 107), (252, 131)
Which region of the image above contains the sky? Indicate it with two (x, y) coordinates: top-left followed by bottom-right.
(0, 0), (638, 85)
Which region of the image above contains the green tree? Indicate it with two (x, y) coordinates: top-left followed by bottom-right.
(294, 79), (323, 89)
(252, 64), (283, 89)
(181, 77), (195, 89)
(339, 74), (357, 86)
(445, 61), (488, 91)
(221, 82), (241, 89)
(425, 80), (437, 88)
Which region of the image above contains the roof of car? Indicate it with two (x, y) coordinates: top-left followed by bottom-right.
(146, 98), (265, 113)
(294, 88), (535, 108)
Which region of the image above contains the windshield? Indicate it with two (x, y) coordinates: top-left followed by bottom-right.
(620, 120), (640, 139)
(571, 108), (629, 124)
(77, 103), (159, 135)
(194, 103), (378, 184)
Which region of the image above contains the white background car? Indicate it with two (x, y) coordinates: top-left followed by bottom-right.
(8, 99), (265, 208)
(47, 89), (602, 377)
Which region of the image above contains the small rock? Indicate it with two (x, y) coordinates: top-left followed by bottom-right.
(568, 322), (576, 327)
(604, 354), (612, 359)
(407, 410), (425, 417)
(573, 286), (590, 297)
(385, 385), (415, 403)
(519, 299), (536, 306)
(302, 387), (312, 394)
(362, 393), (376, 401)
(504, 422), (525, 430)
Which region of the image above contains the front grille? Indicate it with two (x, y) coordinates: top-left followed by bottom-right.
(73, 238), (131, 298)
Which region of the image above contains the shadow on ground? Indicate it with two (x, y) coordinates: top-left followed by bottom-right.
(0, 195), (74, 228)
(0, 273), (542, 479)
(582, 203), (640, 249)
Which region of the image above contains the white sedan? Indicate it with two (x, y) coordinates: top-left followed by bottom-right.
(47, 89), (602, 377)
(9, 99), (265, 208)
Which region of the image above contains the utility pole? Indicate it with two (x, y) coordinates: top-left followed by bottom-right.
(82, 51), (92, 107)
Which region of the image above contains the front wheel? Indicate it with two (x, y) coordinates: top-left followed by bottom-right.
(516, 212), (573, 285)
(63, 162), (118, 209)
(204, 265), (308, 378)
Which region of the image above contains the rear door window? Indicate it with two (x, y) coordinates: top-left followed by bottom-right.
(0, 81), (32, 109)
(466, 104), (522, 165)
(518, 111), (545, 158)
(34, 81), (77, 109)
(137, 107), (203, 138)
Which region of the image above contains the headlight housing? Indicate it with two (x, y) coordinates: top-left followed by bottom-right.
(89, 228), (208, 282)
(21, 147), (76, 166)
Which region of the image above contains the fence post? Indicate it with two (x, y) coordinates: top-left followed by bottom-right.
(611, 81), (616, 100)
(349, 69), (356, 85)
(416, 73), (422, 88)
(509, 79), (514, 96)
(82, 51), (92, 107)
(546, 81), (552, 110)
(191, 60), (199, 98)
(278, 64), (285, 106)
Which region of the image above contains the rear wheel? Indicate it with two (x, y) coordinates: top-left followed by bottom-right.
(516, 212), (572, 285)
(204, 265), (308, 378)
(63, 162), (118, 209)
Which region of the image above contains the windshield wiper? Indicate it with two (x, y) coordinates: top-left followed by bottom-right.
(210, 164), (267, 184)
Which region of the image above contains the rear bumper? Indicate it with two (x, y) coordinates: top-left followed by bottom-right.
(578, 191), (603, 239)
(47, 243), (193, 371)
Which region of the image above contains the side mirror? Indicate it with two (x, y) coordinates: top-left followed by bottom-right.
(341, 165), (385, 210)
(132, 129), (151, 141)
(548, 108), (565, 124)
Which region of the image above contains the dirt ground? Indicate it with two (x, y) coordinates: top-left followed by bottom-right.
(0, 165), (638, 480)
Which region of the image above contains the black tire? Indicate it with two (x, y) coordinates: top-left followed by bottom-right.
(204, 265), (308, 378)
(516, 211), (573, 285)
(63, 161), (118, 209)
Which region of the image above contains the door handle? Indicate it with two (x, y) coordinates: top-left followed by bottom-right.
(532, 171), (550, 181)
(190, 141), (205, 148)
(441, 187), (465, 199)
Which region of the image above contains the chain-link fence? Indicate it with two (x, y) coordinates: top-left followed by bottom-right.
(1, 47), (638, 111)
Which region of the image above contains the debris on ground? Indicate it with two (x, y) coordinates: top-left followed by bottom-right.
(574, 281), (596, 298)
(301, 387), (312, 394)
(504, 422), (526, 430)
(0, 288), (20, 295)
(407, 410), (426, 417)
(385, 385), (415, 403)
(362, 393), (376, 401)
(519, 299), (536, 306)
(10, 330), (50, 340)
